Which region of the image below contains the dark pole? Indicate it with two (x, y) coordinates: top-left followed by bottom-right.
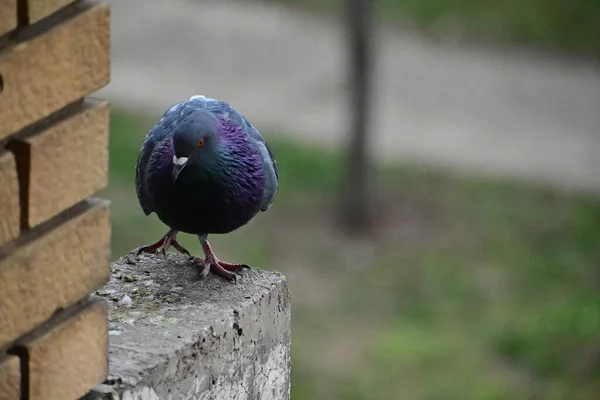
(339, 0), (374, 234)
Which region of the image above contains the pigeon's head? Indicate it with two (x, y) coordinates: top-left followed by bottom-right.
(171, 110), (219, 181)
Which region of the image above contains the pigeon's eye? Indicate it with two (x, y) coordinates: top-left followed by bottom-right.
(197, 139), (205, 147)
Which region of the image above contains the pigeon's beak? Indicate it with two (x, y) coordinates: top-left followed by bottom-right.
(172, 155), (189, 181)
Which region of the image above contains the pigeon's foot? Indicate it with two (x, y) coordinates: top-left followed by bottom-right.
(136, 229), (191, 258)
(194, 234), (250, 282)
(192, 256), (249, 282)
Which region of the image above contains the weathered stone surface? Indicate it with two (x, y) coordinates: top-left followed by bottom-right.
(86, 253), (291, 400)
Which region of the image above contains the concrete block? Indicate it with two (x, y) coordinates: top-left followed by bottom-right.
(0, 0), (110, 141)
(87, 253), (291, 400)
(0, 0), (17, 36)
(0, 355), (20, 400)
(10, 98), (110, 228)
(21, 0), (78, 25)
(15, 296), (108, 400)
(0, 198), (111, 349)
(0, 150), (19, 245)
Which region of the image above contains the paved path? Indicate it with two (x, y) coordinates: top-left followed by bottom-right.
(98, 0), (600, 194)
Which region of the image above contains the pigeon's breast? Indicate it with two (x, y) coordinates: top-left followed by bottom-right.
(152, 166), (265, 235)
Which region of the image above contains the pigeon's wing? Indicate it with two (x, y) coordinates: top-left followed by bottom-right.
(241, 117), (279, 211)
(135, 130), (160, 215)
(187, 95), (279, 211)
(135, 102), (186, 215)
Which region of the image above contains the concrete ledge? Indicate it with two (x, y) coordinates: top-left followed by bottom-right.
(85, 252), (291, 400)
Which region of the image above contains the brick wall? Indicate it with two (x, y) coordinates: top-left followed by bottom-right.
(0, 1), (111, 399)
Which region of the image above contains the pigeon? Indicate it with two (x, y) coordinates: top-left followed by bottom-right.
(134, 95), (279, 281)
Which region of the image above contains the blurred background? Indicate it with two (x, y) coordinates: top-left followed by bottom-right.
(97, 0), (600, 398)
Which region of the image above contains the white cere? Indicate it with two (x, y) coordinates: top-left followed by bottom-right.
(173, 156), (189, 166)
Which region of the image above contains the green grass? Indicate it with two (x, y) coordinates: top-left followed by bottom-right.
(265, 0), (600, 56)
(105, 109), (600, 400)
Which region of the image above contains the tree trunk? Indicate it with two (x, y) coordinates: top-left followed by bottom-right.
(338, 0), (375, 234)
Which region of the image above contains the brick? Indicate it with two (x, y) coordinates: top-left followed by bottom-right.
(0, 151), (19, 244)
(0, 0), (17, 36)
(10, 99), (109, 228)
(0, 0), (110, 141)
(21, 0), (78, 25)
(18, 297), (108, 400)
(0, 198), (110, 349)
(0, 355), (20, 400)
